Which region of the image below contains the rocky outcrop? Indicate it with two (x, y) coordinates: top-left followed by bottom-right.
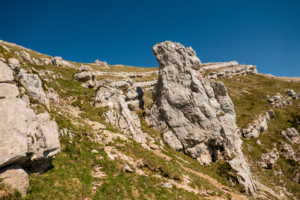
(286, 89), (298, 99)
(148, 41), (256, 195)
(19, 51), (33, 63)
(206, 64), (258, 79)
(52, 56), (74, 68)
(73, 65), (98, 88)
(17, 70), (50, 110)
(202, 61), (239, 70)
(281, 128), (300, 144)
(260, 149), (279, 169)
(9, 58), (50, 110)
(94, 59), (109, 69)
(242, 110), (275, 138)
(0, 60), (60, 196)
(94, 84), (149, 143)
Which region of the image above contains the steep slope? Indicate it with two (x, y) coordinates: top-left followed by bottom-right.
(1, 39), (300, 199)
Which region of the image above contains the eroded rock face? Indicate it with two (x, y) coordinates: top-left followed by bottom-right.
(149, 41), (256, 196)
(0, 98), (60, 168)
(17, 70), (50, 110)
(94, 85), (148, 143)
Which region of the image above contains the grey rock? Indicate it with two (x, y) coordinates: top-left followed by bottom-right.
(73, 70), (97, 82)
(260, 149), (279, 169)
(79, 65), (93, 72)
(163, 131), (183, 152)
(0, 57), (6, 63)
(161, 182), (173, 189)
(39, 58), (52, 65)
(281, 128), (300, 144)
(123, 164), (134, 173)
(280, 143), (295, 159)
(94, 60), (109, 69)
(47, 88), (60, 104)
(0, 83), (19, 99)
(17, 72), (50, 110)
(52, 57), (74, 68)
(151, 41), (256, 196)
(286, 89), (296, 97)
(8, 58), (21, 71)
(0, 62), (14, 83)
(0, 98), (60, 169)
(21, 95), (30, 106)
(19, 51), (33, 63)
(94, 85), (148, 143)
(91, 150), (98, 154)
(0, 164), (29, 196)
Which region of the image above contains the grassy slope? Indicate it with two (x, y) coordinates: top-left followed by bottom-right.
(220, 74), (300, 199)
(0, 48), (224, 199)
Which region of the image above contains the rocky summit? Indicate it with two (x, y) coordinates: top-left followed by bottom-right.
(0, 40), (300, 200)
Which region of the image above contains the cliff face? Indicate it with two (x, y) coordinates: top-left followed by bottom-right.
(150, 41), (256, 195)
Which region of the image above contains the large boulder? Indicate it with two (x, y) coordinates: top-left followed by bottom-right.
(149, 41), (256, 196)
(0, 98), (60, 168)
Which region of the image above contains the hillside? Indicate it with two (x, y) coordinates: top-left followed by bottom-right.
(0, 40), (299, 200)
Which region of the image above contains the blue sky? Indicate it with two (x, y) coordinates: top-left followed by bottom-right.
(1, 0), (299, 77)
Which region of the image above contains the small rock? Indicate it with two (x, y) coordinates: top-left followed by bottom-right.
(91, 149), (98, 154)
(256, 140), (262, 145)
(149, 143), (160, 150)
(123, 164), (134, 173)
(161, 182), (173, 189)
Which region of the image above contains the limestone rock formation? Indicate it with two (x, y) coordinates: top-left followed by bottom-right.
(0, 65), (60, 195)
(19, 51), (33, 63)
(148, 41), (256, 195)
(260, 149), (279, 169)
(94, 59), (109, 69)
(94, 84), (148, 143)
(52, 56), (74, 68)
(242, 110), (275, 138)
(73, 65), (98, 88)
(8, 58), (21, 70)
(281, 128), (300, 144)
(0, 164), (29, 196)
(17, 70), (50, 110)
(205, 63), (258, 79)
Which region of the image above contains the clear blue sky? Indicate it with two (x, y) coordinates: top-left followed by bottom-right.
(1, 0), (299, 77)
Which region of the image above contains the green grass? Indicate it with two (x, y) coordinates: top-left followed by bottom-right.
(220, 74), (300, 129)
